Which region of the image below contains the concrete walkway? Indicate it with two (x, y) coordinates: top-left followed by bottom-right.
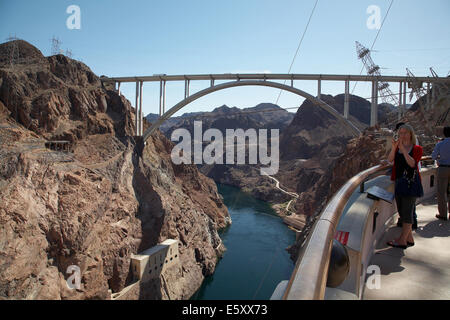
(363, 197), (450, 300)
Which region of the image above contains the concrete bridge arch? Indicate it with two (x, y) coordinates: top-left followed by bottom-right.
(142, 80), (361, 143)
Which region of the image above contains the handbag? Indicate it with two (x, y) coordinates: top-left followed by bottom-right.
(395, 167), (424, 198)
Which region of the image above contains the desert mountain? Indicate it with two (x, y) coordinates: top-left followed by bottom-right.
(0, 40), (230, 300)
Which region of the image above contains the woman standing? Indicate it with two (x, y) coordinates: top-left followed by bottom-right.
(387, 124), (423, 249)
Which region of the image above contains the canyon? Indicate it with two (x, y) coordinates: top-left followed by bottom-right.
(0, 40), (231, 300)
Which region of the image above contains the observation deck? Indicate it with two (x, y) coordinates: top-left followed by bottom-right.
(363, 198), (450, 300)
(271, 159), (450, 300)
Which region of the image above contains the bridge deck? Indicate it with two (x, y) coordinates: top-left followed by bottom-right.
(363, 197), (450, 300)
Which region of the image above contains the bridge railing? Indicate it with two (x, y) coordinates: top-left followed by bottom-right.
(278, 156), (436, 300)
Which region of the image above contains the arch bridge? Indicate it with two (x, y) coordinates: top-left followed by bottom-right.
(101, 73), (450, 141)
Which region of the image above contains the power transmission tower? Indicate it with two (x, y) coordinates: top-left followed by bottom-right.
(5, 34), (20, 67)
(355, 41), (399, 106)
(65, 49), (73, 58)
(51, 36), (62, 55)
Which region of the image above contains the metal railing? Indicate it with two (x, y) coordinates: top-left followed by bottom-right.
(282, 162), (393, 300)
(282, 155), (434, 300)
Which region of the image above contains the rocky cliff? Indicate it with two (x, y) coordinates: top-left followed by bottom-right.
(147, 103), (295, 203)
(0, 40), (231, 300)
(273, 94), (372, 218)
(286, 85), (449, 260)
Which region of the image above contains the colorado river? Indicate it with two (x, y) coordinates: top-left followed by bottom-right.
(191, 183), (296, 300)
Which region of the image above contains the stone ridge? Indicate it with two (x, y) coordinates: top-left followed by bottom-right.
(0, 40), (230, 300)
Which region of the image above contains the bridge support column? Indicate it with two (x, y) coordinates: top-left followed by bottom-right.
(116, 82), (121, 96)
(160, 80), (166, 116)
(370, 81), (378, 127)
(139, 81), (143, 136)
(403, 81), (407, 110)
(135, 81), (140, 136)
(317, 79), (321, 99)
(184, 79), (190, 99)
(344, 80), (350, 119)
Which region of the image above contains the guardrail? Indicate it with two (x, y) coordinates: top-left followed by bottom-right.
(281, 156), (435, 300)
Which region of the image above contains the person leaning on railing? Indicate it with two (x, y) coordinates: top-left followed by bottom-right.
(432, 126), (450, 221)
(387, 124), (424, 249)
(394, 122), (419, 230)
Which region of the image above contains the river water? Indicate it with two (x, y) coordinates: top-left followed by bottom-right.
(191, 183), (296, 300)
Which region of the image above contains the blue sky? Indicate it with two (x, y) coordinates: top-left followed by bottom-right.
(1, 0), (449, 116)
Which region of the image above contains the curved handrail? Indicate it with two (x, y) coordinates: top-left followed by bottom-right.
(282, 155), (433, 300)
(282, 162), (392, 300)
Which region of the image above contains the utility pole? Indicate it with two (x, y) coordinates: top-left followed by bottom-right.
(51, 36), (62, 55)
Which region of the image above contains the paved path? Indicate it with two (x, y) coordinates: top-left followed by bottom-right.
(263, 174), (298, 216)
(363, 197), (450, 300)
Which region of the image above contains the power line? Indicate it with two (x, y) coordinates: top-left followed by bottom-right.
(275, 0), (319, 105)
(352, 0), (395, 95)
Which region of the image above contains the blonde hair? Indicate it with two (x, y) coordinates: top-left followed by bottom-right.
(399, 124), (417, 145)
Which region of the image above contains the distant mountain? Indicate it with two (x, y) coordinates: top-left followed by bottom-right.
(146, 103), (295, 139)
(146, 94), (397, 214)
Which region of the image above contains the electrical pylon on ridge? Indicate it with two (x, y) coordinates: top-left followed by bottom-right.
(65, 49), (73, 58)
(51, 36), (62, 55)
(5, 35), (20, 66)
(355, 41), (399, 106)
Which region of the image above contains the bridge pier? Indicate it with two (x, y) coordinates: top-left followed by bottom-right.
(116, 82), (121, 96)
(370, 81), (378, 127)
(139, 81), (143, 136)
(184, 79), (190, 99)
(134, 81), (143, 136)
(403, 81), (407, 110)
(160, 80), (166, 116)
(317, 78), (321, 100)
(344, 80), (350, 119)
(135, 81), (139, 136)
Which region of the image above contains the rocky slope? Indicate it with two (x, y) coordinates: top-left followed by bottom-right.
(0, 40), (231, 300)
(286, 84), (449, 259)
(147, 103), (295, 203)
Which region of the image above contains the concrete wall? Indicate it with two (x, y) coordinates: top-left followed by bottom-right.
(131, 239), (179, 282)
(112, 239), (180, 300)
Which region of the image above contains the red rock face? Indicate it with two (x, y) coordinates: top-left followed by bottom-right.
(0, 40), (230, 300)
